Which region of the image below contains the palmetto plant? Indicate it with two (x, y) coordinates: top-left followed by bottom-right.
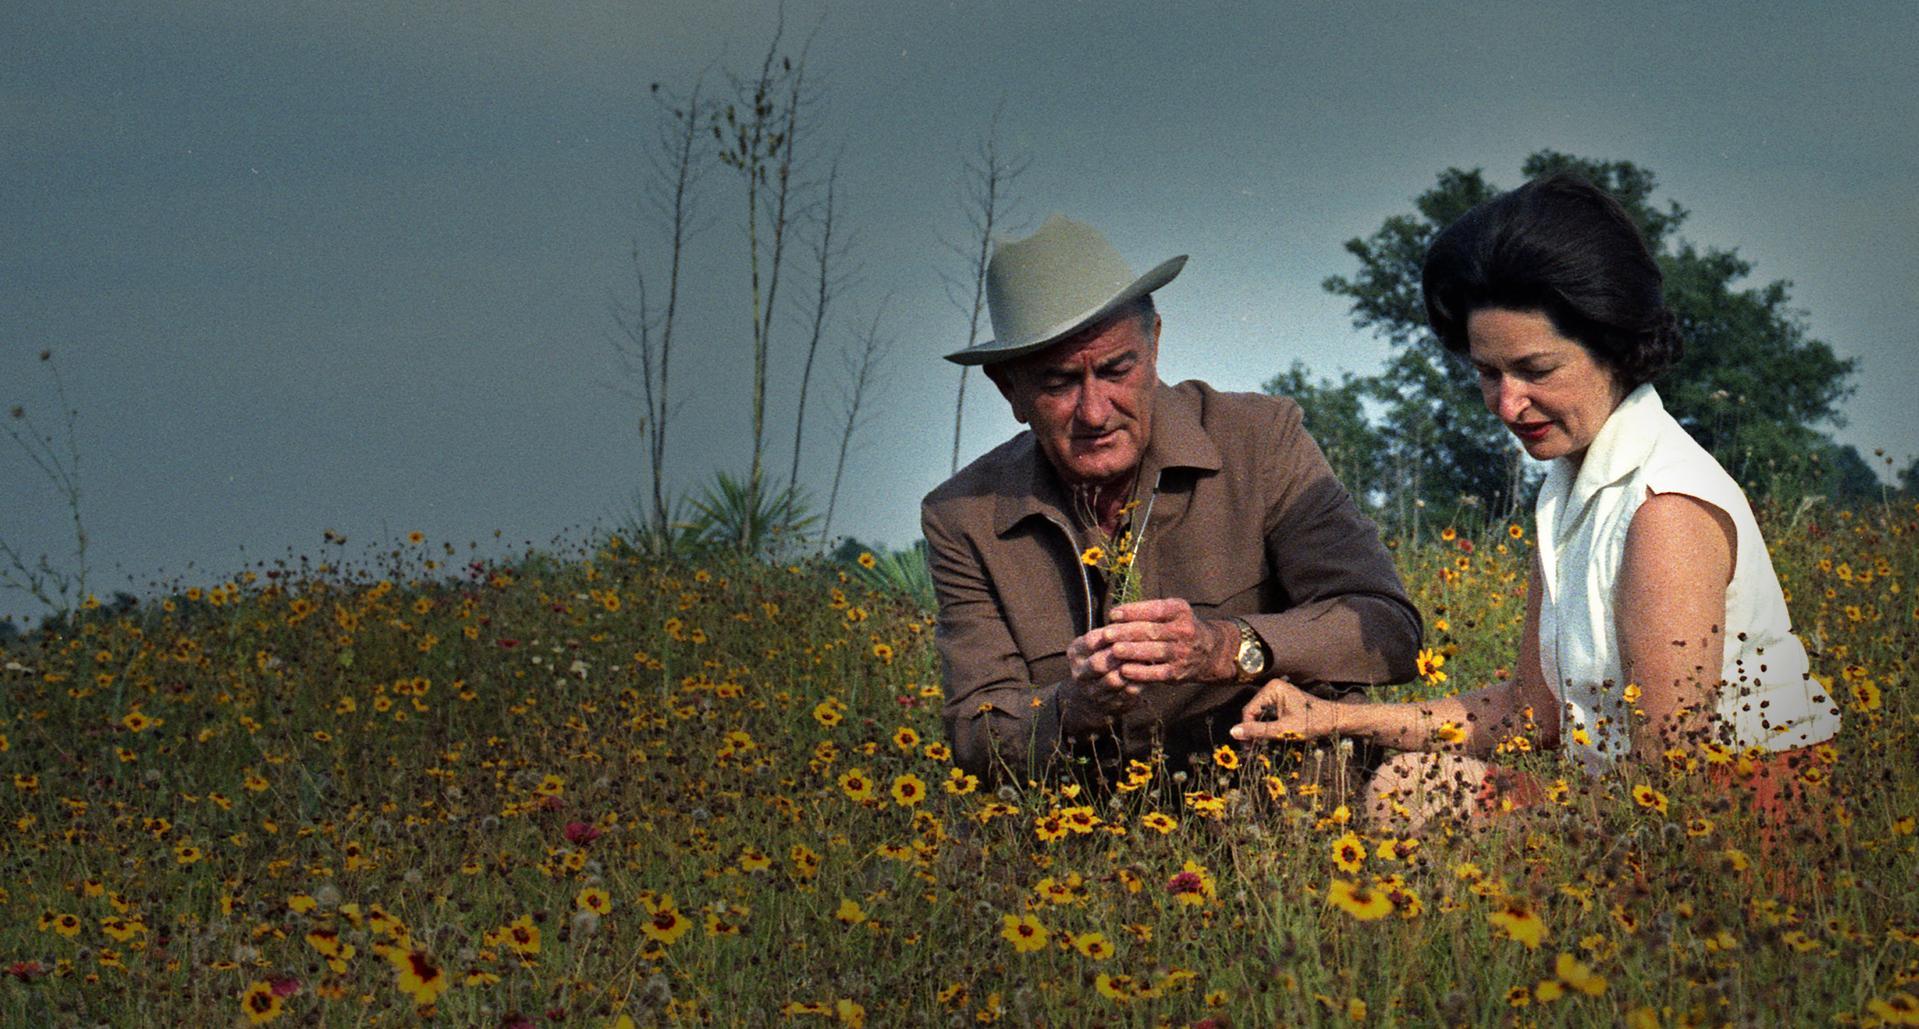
(850, 541), (935, 612)
(684, 470), (818, 558)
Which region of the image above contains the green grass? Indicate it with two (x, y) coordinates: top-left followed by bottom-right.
(1, 507), (1915, 1026)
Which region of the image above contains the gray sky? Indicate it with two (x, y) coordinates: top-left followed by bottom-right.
(5, 0), (1916, 624)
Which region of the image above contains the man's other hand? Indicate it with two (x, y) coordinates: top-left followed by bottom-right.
(1061, 624), (1144, 736)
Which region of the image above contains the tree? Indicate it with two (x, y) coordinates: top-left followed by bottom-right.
(942, 108), (1029, 475)
(610, 76), (713, 537)
(1806, 441), (1882, 501)
(1309, 150), (1859, 530)
(713, 18), (816, 498)
(3, 350), (90, 615)
(788, 157), (851, 488)
(820, 302), (893, 542)
(1261, 361), (1385, 510)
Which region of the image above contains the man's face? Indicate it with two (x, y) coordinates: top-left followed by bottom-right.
(992, 308), (1161, 488)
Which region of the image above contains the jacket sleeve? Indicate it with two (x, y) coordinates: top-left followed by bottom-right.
(1247, 399), (1422, 689)
(921, 497), (1066, 782)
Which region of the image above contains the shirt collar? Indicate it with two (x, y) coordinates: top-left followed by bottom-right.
(993, 380), (1222, 536)
(1563, 383), (1663, 516)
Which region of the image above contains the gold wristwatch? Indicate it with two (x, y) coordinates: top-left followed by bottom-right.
(1229, 617), (1268, 683)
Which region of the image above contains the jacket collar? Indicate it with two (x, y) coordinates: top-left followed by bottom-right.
(993, 380), (1223, 537)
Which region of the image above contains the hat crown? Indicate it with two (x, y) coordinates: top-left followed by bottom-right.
(986, 214), (1138, 347)
(944, 213), (1184, 366)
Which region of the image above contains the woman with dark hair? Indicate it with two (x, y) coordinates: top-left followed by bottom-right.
(1231, 174), (1839, 829)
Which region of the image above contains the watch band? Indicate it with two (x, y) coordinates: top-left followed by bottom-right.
(1231, 617), (1268, 683)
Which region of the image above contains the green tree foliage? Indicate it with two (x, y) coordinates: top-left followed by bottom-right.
(1295, 150), (1863, 530)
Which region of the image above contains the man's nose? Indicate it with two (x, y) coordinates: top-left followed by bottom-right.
(1074, 381), (1112, 426)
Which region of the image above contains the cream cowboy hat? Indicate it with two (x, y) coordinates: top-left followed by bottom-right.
(943, 214), (1187, 366)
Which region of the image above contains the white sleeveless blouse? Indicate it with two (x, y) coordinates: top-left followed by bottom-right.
(1533, 385), (1840, 772)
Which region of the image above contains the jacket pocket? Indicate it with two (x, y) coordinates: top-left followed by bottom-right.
(1184, 571), (1269, 620)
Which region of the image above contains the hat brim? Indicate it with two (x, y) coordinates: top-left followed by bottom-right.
(942, 254), (1187, 366)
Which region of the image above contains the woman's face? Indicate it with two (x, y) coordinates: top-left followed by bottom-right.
(1466, 307), (1627, 463)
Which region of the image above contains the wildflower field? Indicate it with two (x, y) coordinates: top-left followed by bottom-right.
(3, 505), (1916, 1027)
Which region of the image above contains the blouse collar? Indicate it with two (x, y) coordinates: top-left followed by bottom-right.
(1559, 382), (1664, 518)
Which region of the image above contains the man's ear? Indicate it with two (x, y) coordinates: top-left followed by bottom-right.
(984, 363), (1028, 425)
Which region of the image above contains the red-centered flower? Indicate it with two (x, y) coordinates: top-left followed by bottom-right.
(1167, 871), (1203, 896)
(563, 821), (602, 845)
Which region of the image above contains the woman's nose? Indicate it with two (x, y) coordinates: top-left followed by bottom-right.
(1496, 381), (1527, 422)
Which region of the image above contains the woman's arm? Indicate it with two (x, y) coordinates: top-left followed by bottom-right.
(1232, 553), (1558, 758)
(1615, 491), (1734, 763)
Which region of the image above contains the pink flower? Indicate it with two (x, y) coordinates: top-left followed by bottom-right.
(269, 976), (302, 997)
(563, 821), (602, 845)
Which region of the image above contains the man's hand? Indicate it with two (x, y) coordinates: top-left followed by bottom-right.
(1072, 598), (1238, 689)
(1060, 598), (1235, 736)
(1229, 677), (1342, 742)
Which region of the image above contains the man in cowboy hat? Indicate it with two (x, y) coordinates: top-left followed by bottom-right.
(922, 214), (1420, 782)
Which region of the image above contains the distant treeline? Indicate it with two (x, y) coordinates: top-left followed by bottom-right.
(1268, 150), (1902, 535)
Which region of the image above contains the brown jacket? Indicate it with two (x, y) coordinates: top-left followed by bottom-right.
(921, 379), (1420, 780)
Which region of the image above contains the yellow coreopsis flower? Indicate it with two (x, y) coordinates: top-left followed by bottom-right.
(1072, 931), (1115, 960)
(240, 980), (284, 1024)
(890, 773), (927, 806)
(834, 898), (867, 925)
(999, 913), (1049, 953)
(1630, 784), (1669, 815)
(1330, 830), (1367, 874)
(387, 943), (450, 1006)
(1326, 879), (1392, 921)
(1490, 900), (1548, 949)
(641, 895), (692, 945)
(577, 887), (613, 915)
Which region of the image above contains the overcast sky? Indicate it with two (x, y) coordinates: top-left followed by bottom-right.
(5, 0), (1916, 624)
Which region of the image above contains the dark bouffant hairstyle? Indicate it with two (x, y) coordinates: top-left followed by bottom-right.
(1422, 173), (1682, 389)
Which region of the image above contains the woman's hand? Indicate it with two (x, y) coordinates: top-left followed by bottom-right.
(1230, 677), (1345, 742)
